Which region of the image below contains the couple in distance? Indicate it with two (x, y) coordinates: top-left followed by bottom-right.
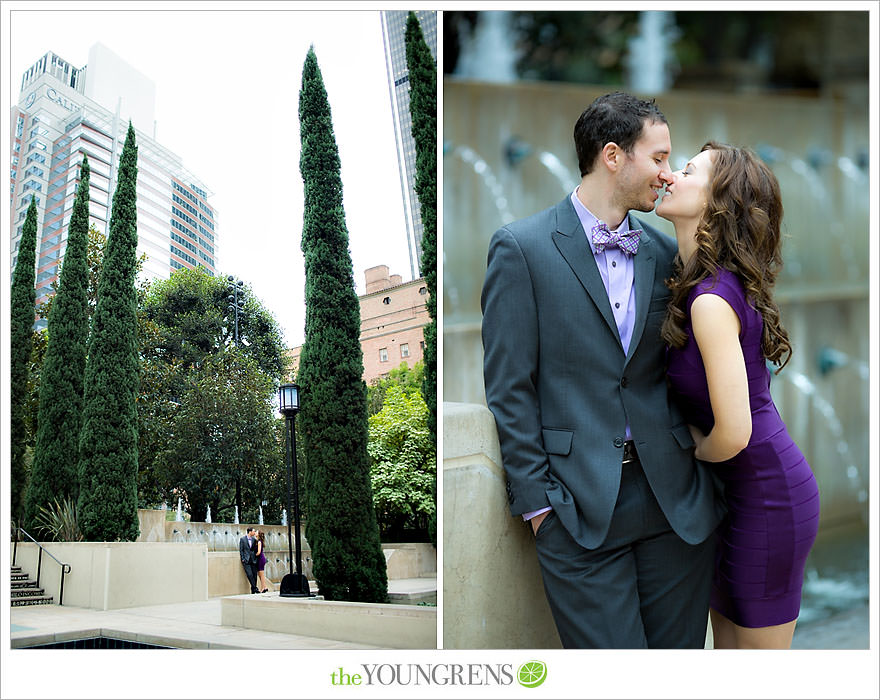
(239, 526), (270, 594)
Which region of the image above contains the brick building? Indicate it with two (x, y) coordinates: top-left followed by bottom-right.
(287, 265), (429, 385)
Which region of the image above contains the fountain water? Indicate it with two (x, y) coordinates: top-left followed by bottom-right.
(233, 506), (239, 524)
(448, 145), (515, 225)
(258, 506), (264, 525)
(772, 368), (868, 510)
(176, 498), (183, 522)
(281, 509), (287, 526)
(452, 10), (518, 83)
(205, 505), (211, 523)
(626, 11), (680, 94)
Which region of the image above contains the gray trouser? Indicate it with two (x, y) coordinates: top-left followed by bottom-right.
(534, 457), (716, 648)
(241, 561), (258, 592)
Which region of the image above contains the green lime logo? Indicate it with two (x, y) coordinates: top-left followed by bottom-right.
(517, 660), (547, 688)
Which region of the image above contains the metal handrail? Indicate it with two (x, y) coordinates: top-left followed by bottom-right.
(11, 526), (72, 606)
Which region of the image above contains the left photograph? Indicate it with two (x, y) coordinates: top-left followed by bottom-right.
(7, 7), (437, 652)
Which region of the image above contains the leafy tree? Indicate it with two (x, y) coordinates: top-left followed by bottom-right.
(25, 157), (92, 530)
(140, 267), (286, 511)
(10, 196), (39, 524)
(405, 11), (438, 543)
(509, 11), (640, 84)
(143, 267), (285, 379)
(155, 351), (285, 524)
(368, 384), (435, 540)
(367, 360), (425, 415)
(78, 123), (141, 542)
(298, 46), (387, 602)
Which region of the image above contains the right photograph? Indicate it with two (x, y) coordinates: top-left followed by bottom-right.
(442, 10), (870, 650)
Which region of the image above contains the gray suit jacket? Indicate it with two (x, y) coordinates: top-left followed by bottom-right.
(239, 535), (257, 565)
(481, 195), (723, 550)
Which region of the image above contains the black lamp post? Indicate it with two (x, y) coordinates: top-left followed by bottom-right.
(279, 383), (311, 597)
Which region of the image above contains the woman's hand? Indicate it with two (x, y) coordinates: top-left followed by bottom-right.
(688, 423), (705, 452)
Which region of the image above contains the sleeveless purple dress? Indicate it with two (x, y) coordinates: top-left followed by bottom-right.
(257, 542), (267, 571)
(666, 268), (820, 628)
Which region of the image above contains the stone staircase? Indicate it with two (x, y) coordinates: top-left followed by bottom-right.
(11, 566), (54, 606)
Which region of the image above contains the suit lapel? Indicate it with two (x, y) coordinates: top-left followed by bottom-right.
(626, 215), (657, 365)
(551, 198), (622, 347)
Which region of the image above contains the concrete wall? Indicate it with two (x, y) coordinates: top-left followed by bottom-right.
(384, 543), (437, 579)
(11, 541), (207, 610)
(443, 402), (562, 649)
(135, 511), (437, 598)
(221, 596), (437, 649)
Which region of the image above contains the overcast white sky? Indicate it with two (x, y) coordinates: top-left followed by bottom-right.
(5, 3), (417, 347)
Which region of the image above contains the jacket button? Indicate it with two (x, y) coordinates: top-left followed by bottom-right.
(621, 376), (628, 388)
(613, 436), (624, 448)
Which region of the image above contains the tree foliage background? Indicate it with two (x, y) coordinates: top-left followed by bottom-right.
(444, 11), (868, 93)
(368, 377), (435, 541)
(154, 351), (285, 524)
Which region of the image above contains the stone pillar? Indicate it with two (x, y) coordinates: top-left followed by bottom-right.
(443, 401), (561, 648)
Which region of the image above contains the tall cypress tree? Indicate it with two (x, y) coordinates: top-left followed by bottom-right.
(405, 11), (438, 541)
(78, 124), (140, 542)
(10, 197), (39, 524)
(25, 157), (92, 530)
(297, 46), (387, 602)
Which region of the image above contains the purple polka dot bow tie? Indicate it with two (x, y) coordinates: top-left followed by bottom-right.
(591, 221), (642, 256)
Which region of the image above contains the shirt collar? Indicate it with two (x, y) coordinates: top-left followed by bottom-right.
(570, 188), (632, 255)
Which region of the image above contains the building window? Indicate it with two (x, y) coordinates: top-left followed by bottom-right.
(419, 286), (427, 295)
(400, 343), (410, 358)
(379, 348), (389, 363)
(383, 296), (391, 305)
(420, 341), (425, 352)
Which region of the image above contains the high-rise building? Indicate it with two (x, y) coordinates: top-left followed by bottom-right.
(9, 43), (217, 325)
(380, 10), (437, 281)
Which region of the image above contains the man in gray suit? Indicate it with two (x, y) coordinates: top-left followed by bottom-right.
(239, 526), (259, 594)
(481, 92), (724, 648)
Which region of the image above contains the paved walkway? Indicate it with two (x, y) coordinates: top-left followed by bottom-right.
(11, 577), (437, 650)
(11, 585), (866, 650)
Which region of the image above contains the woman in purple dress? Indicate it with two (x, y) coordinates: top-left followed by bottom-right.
(656, 141), (820, 649)
(256, 530), (269, 593)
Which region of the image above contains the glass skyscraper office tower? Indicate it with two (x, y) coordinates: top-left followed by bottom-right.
(9, 43), (217, 325)
(380, 10), (437, 281)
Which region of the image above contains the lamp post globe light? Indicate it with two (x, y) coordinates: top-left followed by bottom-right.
(279, 382), (312, 597)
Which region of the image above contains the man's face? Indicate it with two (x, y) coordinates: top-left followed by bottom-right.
(613, 120), (673, 213)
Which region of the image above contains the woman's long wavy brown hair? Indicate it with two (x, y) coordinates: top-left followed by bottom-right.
(660, 141), (792, 372)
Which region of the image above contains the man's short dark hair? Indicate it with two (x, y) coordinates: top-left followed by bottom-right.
(246, 526), (254, 534)
(574, 92), (667, 177)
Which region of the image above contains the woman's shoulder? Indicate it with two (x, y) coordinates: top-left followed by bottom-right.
(691, 267), (745, 301)
(688, 268), (749, 319)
